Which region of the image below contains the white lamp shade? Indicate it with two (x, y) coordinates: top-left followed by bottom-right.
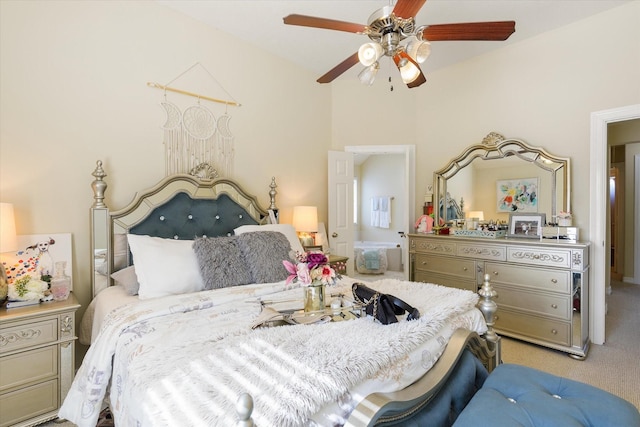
(0, 203), (17, 253)
(358, 42), (383, 67)
(406, 38), (431, 63)
(292, 206), (318, 232)
(467, 211), (485, 221)
(358, 62), (379, 86)
(394, 52), (421, 84)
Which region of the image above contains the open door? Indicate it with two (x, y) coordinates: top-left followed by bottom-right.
(328, 150), (354, 276)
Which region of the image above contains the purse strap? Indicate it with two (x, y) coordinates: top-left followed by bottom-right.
(385, 294), (420, 321)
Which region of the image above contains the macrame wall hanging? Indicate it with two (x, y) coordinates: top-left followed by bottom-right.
(147, 62), (240, 178)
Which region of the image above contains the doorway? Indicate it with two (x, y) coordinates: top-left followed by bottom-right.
(590, 104), (640, 345)
(343, 145), (415, 280)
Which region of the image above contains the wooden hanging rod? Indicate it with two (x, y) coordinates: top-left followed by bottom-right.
(146, 82), (241, 107)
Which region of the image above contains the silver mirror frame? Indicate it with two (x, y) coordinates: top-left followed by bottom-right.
(433, 132), (571, 227)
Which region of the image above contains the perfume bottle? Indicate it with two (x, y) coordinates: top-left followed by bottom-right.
(50, 261), (71, 301)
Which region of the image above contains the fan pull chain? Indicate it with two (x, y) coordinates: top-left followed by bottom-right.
(389, 76), (393, 92)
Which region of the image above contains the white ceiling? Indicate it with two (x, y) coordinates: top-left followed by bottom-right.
(157, 0), (630, 82)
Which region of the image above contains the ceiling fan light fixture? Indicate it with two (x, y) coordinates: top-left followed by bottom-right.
(358, 42), (383, 66)
(358, 62), (379, 86)
(394, 52), (421, 84)
(406, 37), (431, 63)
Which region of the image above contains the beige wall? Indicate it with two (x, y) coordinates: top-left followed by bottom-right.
(0, 1), (331, 337)
(332, 1), (640, 241)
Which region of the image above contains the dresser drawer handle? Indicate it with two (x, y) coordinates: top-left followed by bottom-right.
(492, 271), (499, 276)
(421, 261), (427, 265)
(551, 279), (558, 284)
(551, 304), (558, 309)
(551, 329), (558, 335)
(462, 267), (468, 271)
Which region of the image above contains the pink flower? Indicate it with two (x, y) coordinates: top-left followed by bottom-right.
(282, 252), (340, 287)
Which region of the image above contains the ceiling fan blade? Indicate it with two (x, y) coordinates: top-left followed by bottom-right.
(422, 21), (516, 41)
(393, 0), (427, 19)
(317, 52), (360, 84)
(283, 14), (366, 34)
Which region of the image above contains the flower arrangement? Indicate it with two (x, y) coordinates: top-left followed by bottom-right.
(8, 275), (49, 301)
(282, 251), (340, 287)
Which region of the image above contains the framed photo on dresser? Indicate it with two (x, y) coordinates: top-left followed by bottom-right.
(507, 213), (546, 239)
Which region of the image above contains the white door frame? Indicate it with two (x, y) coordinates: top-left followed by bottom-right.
(344, 145), (416, 279)
(589, 104), (640, 345)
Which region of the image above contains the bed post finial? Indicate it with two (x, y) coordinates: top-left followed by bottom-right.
(269, 177), (277, 211)
(235, 393), (254, 427)
(91, 160), (108, 208)
(478, 273), (500, 365)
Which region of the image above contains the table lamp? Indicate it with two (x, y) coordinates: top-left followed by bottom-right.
(292, 206), (318, 248)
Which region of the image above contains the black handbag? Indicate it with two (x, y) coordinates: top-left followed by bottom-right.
(352, 283), (420, 325)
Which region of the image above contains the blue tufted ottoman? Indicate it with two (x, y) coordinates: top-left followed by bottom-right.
(454, 364), (640, 427)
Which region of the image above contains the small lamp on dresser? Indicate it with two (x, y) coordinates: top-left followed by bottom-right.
(0, 202), (17, 301)
(292, 206), (318, 248)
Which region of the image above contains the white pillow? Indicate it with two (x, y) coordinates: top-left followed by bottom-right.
(234, 224), (304, 254)
(127, 234), (205, 299)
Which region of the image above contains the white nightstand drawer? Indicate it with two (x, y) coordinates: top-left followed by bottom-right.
(1, 346), (58, 392)
(0, 318), (58, 354)
(0, 379), (58, 427)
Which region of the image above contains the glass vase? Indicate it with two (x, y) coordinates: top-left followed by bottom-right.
(50, 261), (71, 301)
(303, 284), (326, 313)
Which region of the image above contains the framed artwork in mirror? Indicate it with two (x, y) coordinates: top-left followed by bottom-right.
(496, 177), (539, 213)
(507, 213), (546, 239)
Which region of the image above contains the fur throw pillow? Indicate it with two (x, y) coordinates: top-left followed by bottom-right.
(193, 236), (252, 289)
(237, 231), (292, 284)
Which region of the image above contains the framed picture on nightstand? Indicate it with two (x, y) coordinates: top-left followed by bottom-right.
(1, 233), (73, 289)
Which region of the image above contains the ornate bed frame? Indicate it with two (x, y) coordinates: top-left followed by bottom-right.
(88, 161), (500, 426)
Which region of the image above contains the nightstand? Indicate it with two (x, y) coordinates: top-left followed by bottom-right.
(328, 254), (349, 276)
(0, 293), (80, 427)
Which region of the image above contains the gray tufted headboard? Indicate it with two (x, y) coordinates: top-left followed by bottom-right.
(90, 162), (278, 297)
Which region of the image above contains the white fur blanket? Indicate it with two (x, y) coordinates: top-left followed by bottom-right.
(60, 277), (481, 427)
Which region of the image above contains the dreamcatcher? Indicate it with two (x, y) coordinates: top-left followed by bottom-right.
(151, 63), (240, 178)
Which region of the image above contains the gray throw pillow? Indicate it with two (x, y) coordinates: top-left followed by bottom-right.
(237, 231), (291, 284)
(193, 236), (252, 289)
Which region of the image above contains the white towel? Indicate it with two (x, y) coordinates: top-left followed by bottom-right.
(378, 196), (391, 228)
(371, 197), (380, 227)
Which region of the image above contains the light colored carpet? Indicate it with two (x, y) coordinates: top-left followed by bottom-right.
(44, 278), (639, 426)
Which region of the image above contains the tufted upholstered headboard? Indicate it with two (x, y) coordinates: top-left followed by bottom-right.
(90, 161), (278, 297)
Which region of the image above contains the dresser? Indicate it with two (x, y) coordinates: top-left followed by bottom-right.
(409, 234), (590, 359)
(0, 294), (80, 427)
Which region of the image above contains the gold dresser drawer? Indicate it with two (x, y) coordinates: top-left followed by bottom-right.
(0, 318), (58, 354)
(494, 285), (571, 320)
(1, 346), (58, 392)
(507, 246), (572, 269)
(410, 237), (456, 256)
(0, 379), (58, 427)
(414, 254), (476, 279)
(485, 262), (570, 293)
(413, 271), (477, 292)
(457, 243), (506, 261)
(495, 309), (571, 347)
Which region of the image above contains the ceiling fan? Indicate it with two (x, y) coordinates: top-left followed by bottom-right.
(283, 0), (515, 88)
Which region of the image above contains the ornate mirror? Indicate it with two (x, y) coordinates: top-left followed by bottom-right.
(433, 132), (570, 227)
